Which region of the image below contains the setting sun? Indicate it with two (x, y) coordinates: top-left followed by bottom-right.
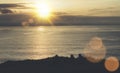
(35, 2), (51, 18)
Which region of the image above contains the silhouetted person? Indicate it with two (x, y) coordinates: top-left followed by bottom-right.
(78, 54), (82, 59)
(70, 54), (75, 59)
(54, 55), (59, 58)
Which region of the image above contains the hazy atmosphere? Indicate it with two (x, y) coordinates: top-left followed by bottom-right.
(0, 0), (120, 73)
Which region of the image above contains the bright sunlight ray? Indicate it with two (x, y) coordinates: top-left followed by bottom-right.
(34, 2), (51, 18)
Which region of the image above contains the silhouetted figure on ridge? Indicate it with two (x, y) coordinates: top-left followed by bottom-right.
(55, 55), (59, 58)
(70, 54), (75, 59)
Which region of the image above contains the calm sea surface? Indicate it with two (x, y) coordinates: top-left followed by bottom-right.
(0, 25), (120, 63)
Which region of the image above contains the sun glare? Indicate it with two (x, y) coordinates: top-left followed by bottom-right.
(35, 2), (51, 19)
(33, 1), (56, 25)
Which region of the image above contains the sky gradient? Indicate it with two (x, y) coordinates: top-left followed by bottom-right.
(0, 0), (120, 16)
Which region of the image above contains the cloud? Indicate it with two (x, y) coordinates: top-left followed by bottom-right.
(0, 3), (34, 14)
(88, 6), (120, 16)
(89, 6), (119, 12)
(0, 4), (24, 9)
(0, 9), (13, 14)
(0, 14), (35, 26)
(0, 13), (120, 26)
(52, 12), (69, 16)
(0, 3), (34, 10)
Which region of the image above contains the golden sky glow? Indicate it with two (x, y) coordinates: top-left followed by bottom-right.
(0, 0), (120, 16)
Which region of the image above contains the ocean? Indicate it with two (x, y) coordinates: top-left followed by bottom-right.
(0, 25), (120, 63)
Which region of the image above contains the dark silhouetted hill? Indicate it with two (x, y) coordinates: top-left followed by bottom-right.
(0, 54), (119, 73)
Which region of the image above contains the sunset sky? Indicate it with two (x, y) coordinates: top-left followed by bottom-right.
(0, 0), (120, 16)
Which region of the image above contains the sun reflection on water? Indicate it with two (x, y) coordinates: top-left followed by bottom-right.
(37, 27), (46, 31)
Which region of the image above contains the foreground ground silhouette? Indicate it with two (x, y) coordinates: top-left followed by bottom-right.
(0, 54), (119, 73)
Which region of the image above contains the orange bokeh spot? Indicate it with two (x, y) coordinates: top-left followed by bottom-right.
(83, 37), (106, 63)
(89, 37), (103, 50)
(105, 57), (119, 72)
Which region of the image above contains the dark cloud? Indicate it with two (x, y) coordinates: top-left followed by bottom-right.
(0, 4), (24, 9)
(0, 3), (33, 10)
(0, 9), (13, 14)
(0, 3), (33, 14)
(0, 13), (120, 26)
(0, 14), (34, 26)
